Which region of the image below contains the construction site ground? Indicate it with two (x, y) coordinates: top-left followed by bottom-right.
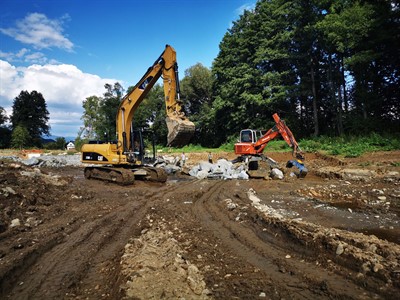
(0, 151), (399, 299)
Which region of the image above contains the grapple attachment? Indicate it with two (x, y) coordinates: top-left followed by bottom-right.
(166, 115), (195, 147)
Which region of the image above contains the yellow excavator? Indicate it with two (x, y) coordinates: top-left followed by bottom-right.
(81, 45), (195, 184)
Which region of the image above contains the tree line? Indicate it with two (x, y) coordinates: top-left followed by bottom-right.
(81, 0), (398, 148)
(1, 0), (398, 149)
(209, 0), (399, 146)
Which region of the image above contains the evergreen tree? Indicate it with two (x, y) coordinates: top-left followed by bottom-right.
(210, 0), (399, 142)
(0, 108), (11, 148)
(10, 91), (50, 147)
(0, 106), (7, 125)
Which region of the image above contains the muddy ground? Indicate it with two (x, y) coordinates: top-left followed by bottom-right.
(0, 151), (399, 299)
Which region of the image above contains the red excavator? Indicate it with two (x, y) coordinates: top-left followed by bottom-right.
(234, 113), (307, 177)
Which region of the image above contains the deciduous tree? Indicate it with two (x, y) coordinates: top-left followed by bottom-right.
(11, 125), (30, 149)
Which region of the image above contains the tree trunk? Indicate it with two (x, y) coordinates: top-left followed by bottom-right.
(310, 57), (319, 136)
(340, 54), (348, 113)
(337, 82), (344, 135)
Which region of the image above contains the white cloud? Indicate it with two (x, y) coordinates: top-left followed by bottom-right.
(0, 48), (59, 64)
(0, 13), (73, 51)
(0, 60), (118, 137)
(235, 2), (256, 15)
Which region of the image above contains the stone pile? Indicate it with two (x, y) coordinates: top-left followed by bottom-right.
(188, 159), (249, 180)
(1, 154), (83, 167)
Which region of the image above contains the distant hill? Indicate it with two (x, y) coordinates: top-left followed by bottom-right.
(42, 138), (56, 144)
(42, 135), (76, 142)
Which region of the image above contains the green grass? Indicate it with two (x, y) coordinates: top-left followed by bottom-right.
(296, 133), (400, 157)
(159, 133), (400, 158)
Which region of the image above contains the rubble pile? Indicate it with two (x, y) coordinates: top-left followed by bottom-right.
(1, 154), (82, 168)
(2, 153), (292, 180)
(155, 155), (290, 180)
(188, 159), (249, 180)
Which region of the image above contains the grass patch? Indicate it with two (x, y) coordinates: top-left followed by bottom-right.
(157, 133), (400, 158)
(300, 133), (400, 157)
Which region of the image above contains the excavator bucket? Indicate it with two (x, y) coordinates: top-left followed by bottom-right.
(166, 115), (195, 147)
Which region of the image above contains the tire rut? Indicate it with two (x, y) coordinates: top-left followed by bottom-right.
(2, 183), (171, 300)
(191, 180), (381, 299)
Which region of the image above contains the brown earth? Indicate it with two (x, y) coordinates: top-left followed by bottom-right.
(0, 151), (399, 299)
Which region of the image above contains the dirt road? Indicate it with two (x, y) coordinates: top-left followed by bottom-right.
(0, 151), (399, 299)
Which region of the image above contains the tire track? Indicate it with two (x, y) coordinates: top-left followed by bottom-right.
(191, 180), (381, 299)
(2, 181), (173, 300)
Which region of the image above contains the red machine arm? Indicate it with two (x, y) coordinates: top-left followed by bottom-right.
(254, 113), (303, 158)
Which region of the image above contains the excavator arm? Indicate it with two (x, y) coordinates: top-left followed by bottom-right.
(234, 113), (307, 178)
(235, 113), (304, 160)
(117, 44), (194, 153)
(254, 113), (303, 159)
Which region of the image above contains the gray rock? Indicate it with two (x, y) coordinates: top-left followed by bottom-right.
(164, 165), (180, 174)
(10, 218), (21, 228)
(270, 168), (284, 180)
(336, 243), (344, 255)
(196, 170), (210, 179)
(22, 157), (40, 166)
(237, 170), (249, 180)
(2, 187), (16, 196)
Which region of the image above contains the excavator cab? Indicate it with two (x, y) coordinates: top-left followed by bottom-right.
(235, 129), (265, 155)
(239, 129), (264, 143)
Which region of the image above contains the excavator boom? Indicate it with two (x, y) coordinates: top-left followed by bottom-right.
(117, 45), (194, 150)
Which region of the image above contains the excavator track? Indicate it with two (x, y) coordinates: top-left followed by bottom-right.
(84, 167), (135, 185)
(139, 166), (168, 183)
(84, 166), (167, 185)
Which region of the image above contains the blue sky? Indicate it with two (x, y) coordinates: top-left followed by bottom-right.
(0, 0), (256, 138)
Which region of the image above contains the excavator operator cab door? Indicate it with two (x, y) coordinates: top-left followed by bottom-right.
(240, 129), (257, 143)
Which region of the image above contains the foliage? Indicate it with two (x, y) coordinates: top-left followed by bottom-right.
(0, 127), (11, 148)
(300, 133), (400, 157)
(0, 107), (11, 148)
(80, 83), (124, 140)
(209, 0), (399, 144)
(44, 137), (67, 150)
(11, 125), (30, 149)
(0, 106), (7, 125)
(180, 63), (215, 146)
(131, 84), (169, 145)
(163, 133), (399, 159)
(10, 91), (50, 147)
(74, 136), (88, 152)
